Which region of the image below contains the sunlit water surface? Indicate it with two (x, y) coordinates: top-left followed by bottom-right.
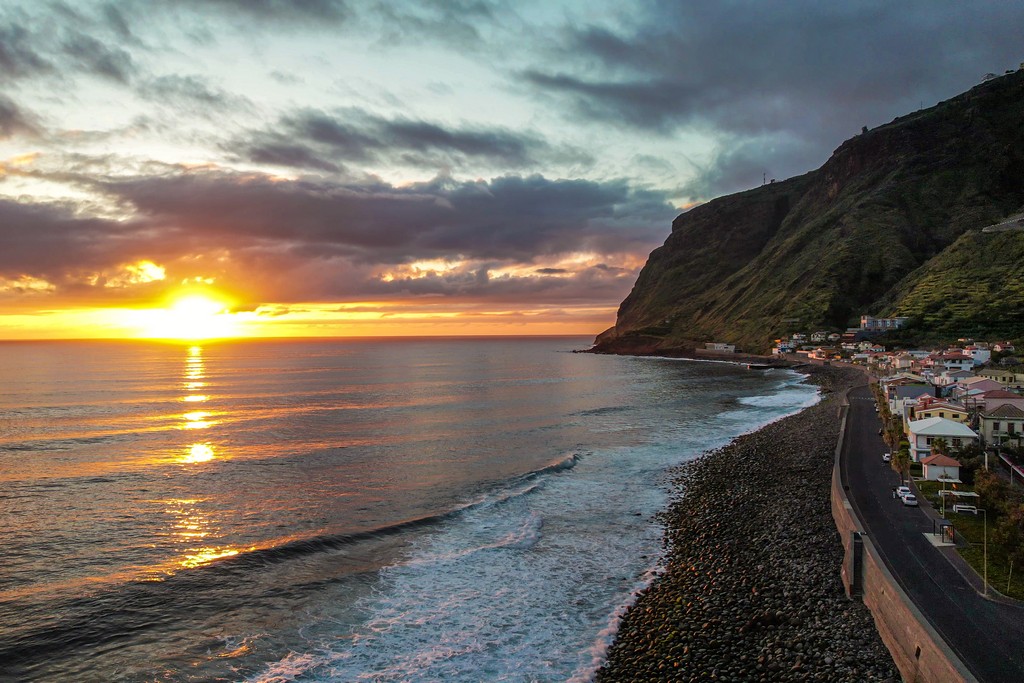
(0, 338), (818, 682)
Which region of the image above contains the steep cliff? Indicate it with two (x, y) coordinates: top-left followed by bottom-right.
(595, 69), (1024, 354)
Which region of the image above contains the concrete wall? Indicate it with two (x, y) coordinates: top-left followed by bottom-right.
(832, 403), (977, 683)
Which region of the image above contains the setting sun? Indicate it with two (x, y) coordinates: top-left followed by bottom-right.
(128, 292), (241, 340)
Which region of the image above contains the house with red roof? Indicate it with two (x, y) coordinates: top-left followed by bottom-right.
(979, 389), (1024, 413)
(921, 453), (962, 481)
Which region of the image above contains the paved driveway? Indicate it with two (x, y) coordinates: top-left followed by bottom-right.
(841, 384), (1024, 683)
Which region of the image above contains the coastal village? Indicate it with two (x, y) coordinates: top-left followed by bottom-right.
(773, 315), (1023, 474)
(763, 315), (1024, 612)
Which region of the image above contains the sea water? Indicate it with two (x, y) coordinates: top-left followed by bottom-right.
(0, 338), (819, 682)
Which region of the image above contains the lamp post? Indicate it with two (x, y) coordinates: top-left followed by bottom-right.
(979, 507), (988, 597)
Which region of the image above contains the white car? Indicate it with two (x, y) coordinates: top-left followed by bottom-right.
(895, 485), (911, 499)
(902, 494), (919, 507)
(882, 452), (892, 462)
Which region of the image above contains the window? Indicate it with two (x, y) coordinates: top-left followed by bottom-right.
(1010, 423), (1017, 435)
(939, 412), (945, 418)
(993, 422), (1001, 432)
(953, 438), (962, 448)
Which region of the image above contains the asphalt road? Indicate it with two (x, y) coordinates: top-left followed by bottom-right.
(841, 384), (1024, 683)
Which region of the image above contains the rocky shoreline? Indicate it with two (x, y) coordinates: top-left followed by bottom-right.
(596, 364), (899, 682)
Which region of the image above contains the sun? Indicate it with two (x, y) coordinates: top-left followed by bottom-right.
(132, 292), (240, 340)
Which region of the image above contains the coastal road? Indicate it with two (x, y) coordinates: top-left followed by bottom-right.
(841, 384), (1024, 683)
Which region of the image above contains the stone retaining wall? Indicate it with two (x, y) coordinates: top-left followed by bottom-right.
(831, 402), (978, 683)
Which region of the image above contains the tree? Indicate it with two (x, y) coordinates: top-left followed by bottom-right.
(884, 418), (904, 451)
(975, 469), (1010, 515)
(931, 437), (950, 457)
(891, 447), (912, 485)
(994, 504), (1024, 593)
(953, 443), (985, 485)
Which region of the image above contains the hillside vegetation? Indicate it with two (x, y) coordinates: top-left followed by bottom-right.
(595, 70), (1024, 354)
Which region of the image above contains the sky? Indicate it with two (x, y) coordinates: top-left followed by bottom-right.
(1, 1), (1021, 339)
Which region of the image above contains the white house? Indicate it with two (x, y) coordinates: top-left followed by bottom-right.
(773, 340), (795, 355)
(963, 345), (991, 366)
(906, 417), (979, 462)
(921, 453), (962, 482)
(928, 352), (975, 373)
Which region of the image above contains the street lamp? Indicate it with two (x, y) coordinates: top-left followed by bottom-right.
(979, 507), (988, 597)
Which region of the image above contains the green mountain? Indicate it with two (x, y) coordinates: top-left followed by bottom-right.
(594, 69), (1024, 355)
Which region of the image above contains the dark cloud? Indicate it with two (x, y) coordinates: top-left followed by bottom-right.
(0, 168), (672, 305)
(234, 109), (591, 172)
(0, 22), (52, 81)
(167, 0), (350, 24)
(0, 200), (142, 279)
(95, 169), (672, 265)
(63, 32), (135, 83)
(0, 95), (40, 138)
(522, 1), (1024, 196)
(371, 0), (500, 49)
(101, 3), (137, 43)
(138, 74), (249, 113)
(245, 142), (343, 173)
(364, 262), (637, 303)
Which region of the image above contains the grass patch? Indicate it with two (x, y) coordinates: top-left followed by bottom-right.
(909, 480), (1024, 599)
(959, 542), (1024, 600)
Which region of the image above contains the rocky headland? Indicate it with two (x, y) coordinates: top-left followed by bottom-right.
(594, 69), (1024, 355)
(597, 364), (899, 682)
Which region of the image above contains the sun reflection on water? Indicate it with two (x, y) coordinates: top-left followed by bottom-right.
(183, 443), (215, 463)
(176, 345), (222, 463)
(156, 498), (249, 573)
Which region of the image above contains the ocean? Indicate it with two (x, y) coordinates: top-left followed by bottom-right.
(0, 337), (819, 682)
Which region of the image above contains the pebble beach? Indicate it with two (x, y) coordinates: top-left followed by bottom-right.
(597, 364), (900, 682)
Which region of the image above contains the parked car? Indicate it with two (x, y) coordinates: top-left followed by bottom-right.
(902, 494), (919, 507)
(882, 452), (892, 462)
(896, 485), (911, 499)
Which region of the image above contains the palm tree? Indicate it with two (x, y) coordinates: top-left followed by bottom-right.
(931, 437), (949, 457)
(891, 448), (912, 485)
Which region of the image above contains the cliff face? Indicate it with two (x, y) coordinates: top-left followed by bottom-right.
(595, 70), (1024, 354)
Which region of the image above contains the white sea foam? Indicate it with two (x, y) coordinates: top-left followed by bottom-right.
(246, 370), (822, 683)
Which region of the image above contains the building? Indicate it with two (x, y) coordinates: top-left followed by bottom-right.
(928, 352), (975, 373)
(910, 397), (969, 424)
(921, 454), (962, 482)
(860, 315), (909, 331)
(963, 345), (991, 366)
(704, 342), (736, 353)
(977, 389), (1024, 413)
(978, 367), (1024, 391)
(978, 404), (1024, 449)
(888, 385), (934, 418)
(905, 417), (979, 462)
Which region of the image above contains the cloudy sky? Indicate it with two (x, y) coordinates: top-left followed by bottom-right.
(1, 1), (1021, 339)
